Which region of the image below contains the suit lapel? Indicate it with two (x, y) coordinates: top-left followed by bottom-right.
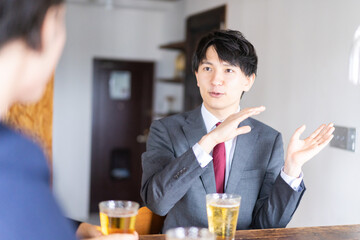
(182, 106), (217, 194)
(225, 118), (259, 194)
(182, 107), (206, 148)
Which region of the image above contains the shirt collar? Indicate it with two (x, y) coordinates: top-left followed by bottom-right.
(201, 103), (240, 133)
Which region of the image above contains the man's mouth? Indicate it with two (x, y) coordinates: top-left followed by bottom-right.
(209, 91), (225, 98)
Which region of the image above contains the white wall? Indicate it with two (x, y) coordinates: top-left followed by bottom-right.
(184, 0), (360, 227)
(53, 2), (184, 220)
(55, 0), (360, 226)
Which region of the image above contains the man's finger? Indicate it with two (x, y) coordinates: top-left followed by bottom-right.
(238, 106), (266, 117)
(305, 124), (326, 141)
(95, 226), (102, 234)
(314, 123), (334, 142)
(318, 134), (334, 148)
(241, 106), (266, 113)
(236, 126), (251, 135)
(237, 110), (263, 123)
(316, 128), (335, 145)
(292, 125), (306, 140)
(236, 106), (266, 123)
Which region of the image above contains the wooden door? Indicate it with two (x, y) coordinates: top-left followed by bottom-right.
(184, 5), (226, 111)
(90, 59), (153, 212)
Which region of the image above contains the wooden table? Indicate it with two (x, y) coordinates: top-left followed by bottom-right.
(139, 224), (360, 240)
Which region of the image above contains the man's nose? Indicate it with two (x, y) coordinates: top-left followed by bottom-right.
(210, 71), (224, 86)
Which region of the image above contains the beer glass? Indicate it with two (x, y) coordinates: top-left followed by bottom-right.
(206, 194), (241, 240)
(166, 227), (215, 240)
(99, 200), (139, 235)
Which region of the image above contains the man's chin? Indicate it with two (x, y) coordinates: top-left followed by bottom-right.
(205, 103), (226, 112)
(204, 101), (240, 113)
(17, 87), (46, 105)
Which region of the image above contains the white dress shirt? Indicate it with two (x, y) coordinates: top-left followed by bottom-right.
(192, 104), (303, 192)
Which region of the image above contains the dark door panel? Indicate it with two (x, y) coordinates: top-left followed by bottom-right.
(185, 5), (226, 111)
(90, 59), (154, 212)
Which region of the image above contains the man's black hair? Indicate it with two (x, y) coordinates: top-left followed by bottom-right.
(192, 29), (258, 77)
(0, 0), (64, 50)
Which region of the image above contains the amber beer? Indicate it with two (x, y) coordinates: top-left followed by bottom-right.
(99, 200), (139, 235)
(206, 194), (241, 240)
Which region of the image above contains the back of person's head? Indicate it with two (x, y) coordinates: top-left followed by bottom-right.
(0, 0), (66, 107)
(0, 0), (64, 50)
(192, 29), (258, 77)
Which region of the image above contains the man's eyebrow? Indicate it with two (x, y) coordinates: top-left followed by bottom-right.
(200, 60), (213, 65)
(222, 62), (237, 67)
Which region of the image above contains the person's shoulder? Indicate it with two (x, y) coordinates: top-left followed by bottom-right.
(248, 117), (280, 137)
(0, 123), (45, 164)
(0, 123), (27, 147)
(156, 108), (197, 127)
(0, 123), (38, 148)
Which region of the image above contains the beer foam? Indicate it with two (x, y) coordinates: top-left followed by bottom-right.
(208, 200), (239, 208)
(103, 209), (137, 218)
(209, 203), (239, 208)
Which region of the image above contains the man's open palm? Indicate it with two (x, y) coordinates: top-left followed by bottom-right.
(284, 123), (335, 177)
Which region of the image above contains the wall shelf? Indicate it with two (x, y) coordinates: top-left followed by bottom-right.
(160, 41), (185, 52)
(158, 77), (183, 84)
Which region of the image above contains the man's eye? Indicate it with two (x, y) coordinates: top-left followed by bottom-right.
(225, 69), (234, 73)
(203, 67), (211, 71)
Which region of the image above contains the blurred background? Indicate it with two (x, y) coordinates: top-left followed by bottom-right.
(52, 0), (360, 227)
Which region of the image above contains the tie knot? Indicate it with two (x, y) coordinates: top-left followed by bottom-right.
(216, 122), (222, 127)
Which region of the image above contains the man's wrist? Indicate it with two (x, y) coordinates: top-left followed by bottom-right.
(284, 160), (302, 178)
(192, 143), (213, 168)
(198, 133), (217, 154)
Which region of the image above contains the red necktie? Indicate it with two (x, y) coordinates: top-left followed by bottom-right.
(213, 122), (226, 193)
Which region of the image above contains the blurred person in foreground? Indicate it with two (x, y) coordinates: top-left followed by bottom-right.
(141, 29), (335, 232)
(0, 0), (137, 239)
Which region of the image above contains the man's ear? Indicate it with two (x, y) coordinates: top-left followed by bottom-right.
(40, 6), (58, 52)
(195, 71), (200, 87)
(243, 73), (255, 92)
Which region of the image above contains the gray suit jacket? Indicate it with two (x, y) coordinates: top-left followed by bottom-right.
(141, 107), (305, 232)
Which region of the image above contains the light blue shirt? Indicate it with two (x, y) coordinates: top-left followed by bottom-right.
(192, 104), (303, 192)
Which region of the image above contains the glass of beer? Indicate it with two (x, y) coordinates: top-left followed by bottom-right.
(99, 200), (139, 235)
(166, 227), (215, 240)
(206, 194), (241, 240)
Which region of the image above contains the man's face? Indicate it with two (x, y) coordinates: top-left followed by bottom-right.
(195, 45), (254, 118)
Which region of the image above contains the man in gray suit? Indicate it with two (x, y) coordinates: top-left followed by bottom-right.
(141, 30), (334, 232)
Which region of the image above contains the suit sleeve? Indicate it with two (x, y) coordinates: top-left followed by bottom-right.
(140, 120), (206, 216)
(251, 133), (306, 229)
